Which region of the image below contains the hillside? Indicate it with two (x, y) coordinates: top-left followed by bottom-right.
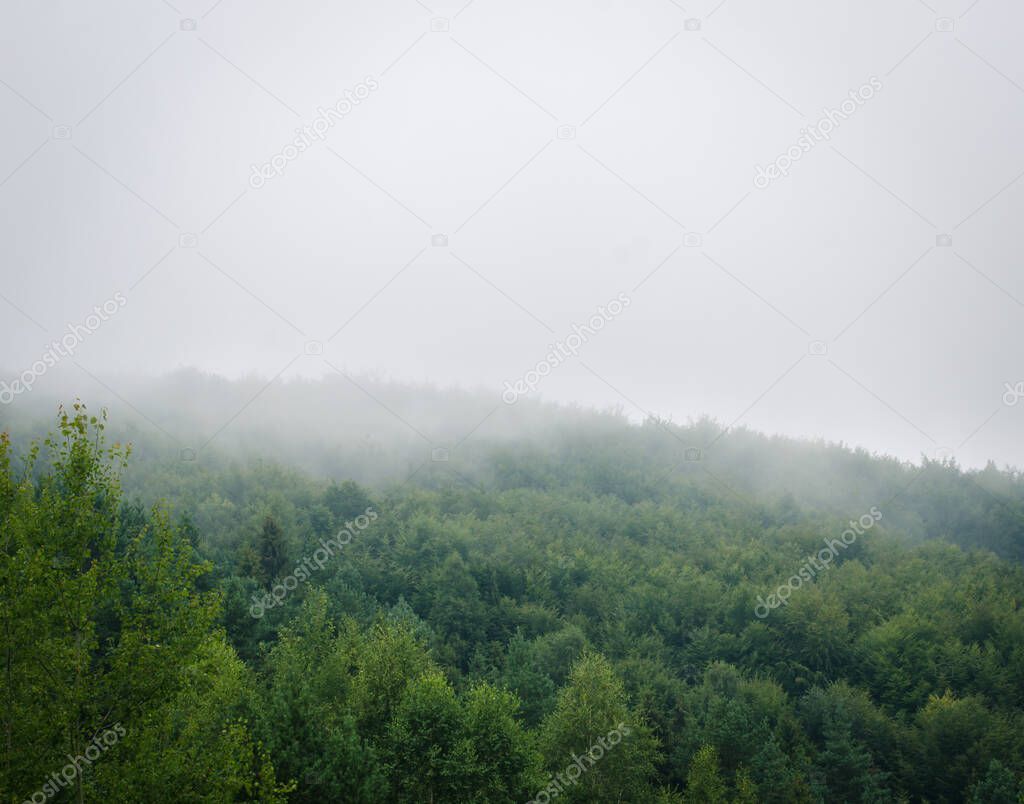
(3, 390), (1024, 801)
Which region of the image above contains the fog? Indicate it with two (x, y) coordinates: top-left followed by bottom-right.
(2, 0), (1023, 469)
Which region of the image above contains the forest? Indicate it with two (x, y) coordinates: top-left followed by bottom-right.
(3, 387), (1024, 802)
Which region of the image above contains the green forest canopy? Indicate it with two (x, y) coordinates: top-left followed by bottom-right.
(3, 396), (1024, 802)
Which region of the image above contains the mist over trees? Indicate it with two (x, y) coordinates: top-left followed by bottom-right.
(6, 370), (1024, 561)
(3, 382), (1024, 801)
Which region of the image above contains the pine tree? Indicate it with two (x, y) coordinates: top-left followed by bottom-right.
(257, 516), (289, 584)
(818, 707), (885, 803)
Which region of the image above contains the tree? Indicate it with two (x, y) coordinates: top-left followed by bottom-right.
(816, 707), (888, 803)
(732, 766), (758, 804)
(967, 759), (1019, 804)
(259, 592), (383, 802)
(324, 479), (373, 521)
(684, 745), (726, 804)
(349, 620), (433, 741)
(461, 682), (544, 802)
(501, 630), (557, 727)
(750, 736), (812, 804)
(0, 405), (280, 801)
(914, 690), (1001, 801)
(380, 664), (540, 802)
(91, 637), (287, 802)
(257, 516), (289, 585)
(383, 668), (475, 802)
(539, 652), (660, 802)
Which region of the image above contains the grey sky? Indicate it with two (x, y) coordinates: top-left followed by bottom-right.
(1, 0), (1023, 469)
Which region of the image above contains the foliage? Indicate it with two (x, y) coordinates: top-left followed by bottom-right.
(5, 404), (1024, 801)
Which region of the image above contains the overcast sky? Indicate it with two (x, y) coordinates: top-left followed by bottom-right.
(2, 0), (1023, 468)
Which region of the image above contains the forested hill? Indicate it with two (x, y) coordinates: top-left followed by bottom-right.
(5, 369), (1024, 563)
(4, 390), (1024, 801)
